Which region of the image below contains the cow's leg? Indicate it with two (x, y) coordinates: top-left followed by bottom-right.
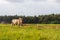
(19, 23), (22, 27)
(21, 23), (22, 26)
(11, 23), (15, 26)
(17, 22), (21, 27)
(12, 22), (17, 26)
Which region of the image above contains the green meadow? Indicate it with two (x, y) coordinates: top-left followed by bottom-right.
(0, 24), (60, 40)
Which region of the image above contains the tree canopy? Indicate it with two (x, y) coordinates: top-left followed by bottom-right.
(0, 14), (60, 24)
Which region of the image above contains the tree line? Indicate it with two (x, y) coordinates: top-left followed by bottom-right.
(0, 14), (60, 24)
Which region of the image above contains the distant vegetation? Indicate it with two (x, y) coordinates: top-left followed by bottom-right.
(0, 14), (60, 24)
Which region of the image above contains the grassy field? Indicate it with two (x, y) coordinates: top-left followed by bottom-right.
(0, 24), (60, 40)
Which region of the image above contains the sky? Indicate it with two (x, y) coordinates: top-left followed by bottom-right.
(0, 0), (60, 16)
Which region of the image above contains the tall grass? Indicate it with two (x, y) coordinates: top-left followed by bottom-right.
(0, 24), (60, 40)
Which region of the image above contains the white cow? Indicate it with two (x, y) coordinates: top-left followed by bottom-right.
(12, 18), (23, 26)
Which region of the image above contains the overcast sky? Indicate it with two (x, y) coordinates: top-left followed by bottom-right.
(0, 0), (60, 16)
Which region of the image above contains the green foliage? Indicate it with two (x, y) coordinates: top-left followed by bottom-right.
(0, 14), (60, 24)
(0, 24), (60, 40)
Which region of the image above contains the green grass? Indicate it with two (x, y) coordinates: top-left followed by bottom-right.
(0, 24), (60, 40)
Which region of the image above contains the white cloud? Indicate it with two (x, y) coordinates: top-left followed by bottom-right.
(0, 0), (10, 4)
(5, 0), (24, 3)
(55, 0), (60, 3)
(0, 0), (60, 16)
(33, 0), (46, 1)
(5, 0), (46, 3)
